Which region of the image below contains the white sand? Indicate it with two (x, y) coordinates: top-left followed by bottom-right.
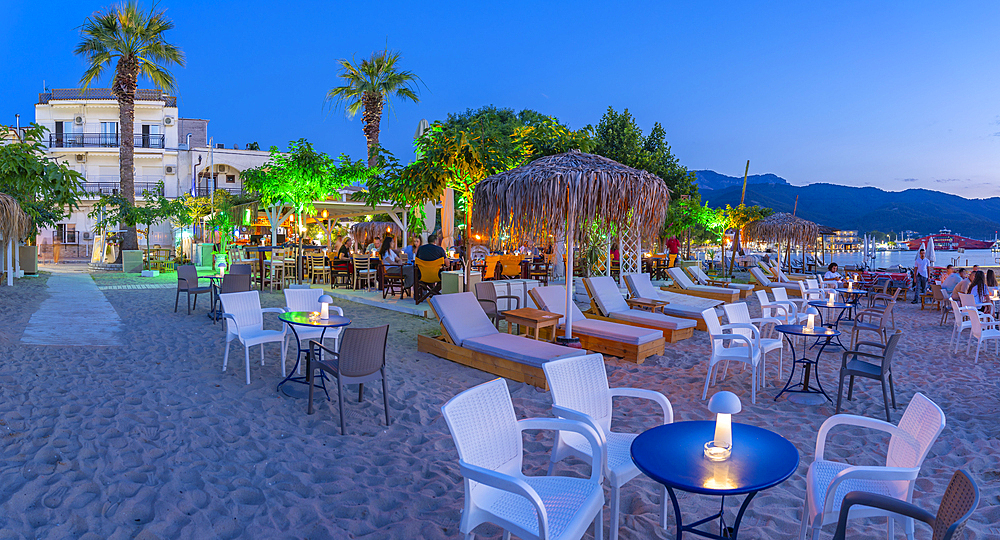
(1, 269), (998, 538)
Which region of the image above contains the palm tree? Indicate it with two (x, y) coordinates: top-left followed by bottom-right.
(75, 2), (185, 253)
(326, 50), (422, 167)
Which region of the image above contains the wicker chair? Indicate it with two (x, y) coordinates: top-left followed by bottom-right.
(474, 281), (520, 330)
(306, 325), (390, 434)
(836, 330), (901, 422)
(175, 264), (212, 314)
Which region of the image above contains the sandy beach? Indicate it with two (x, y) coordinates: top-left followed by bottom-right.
(1, 265), (998, 539)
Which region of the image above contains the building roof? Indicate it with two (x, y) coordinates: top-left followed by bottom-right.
(38, 88), (177, 107)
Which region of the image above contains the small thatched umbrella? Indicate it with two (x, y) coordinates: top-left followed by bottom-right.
(744, 212), (819, 273)
(472, 150), (671, 339)
(350, 221), (403, 250)
(0, 193), (32, 286)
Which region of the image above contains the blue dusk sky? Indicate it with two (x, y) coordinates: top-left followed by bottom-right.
(1, 1), (998, 198)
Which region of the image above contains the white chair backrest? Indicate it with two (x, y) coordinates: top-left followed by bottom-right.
(219, 290), (263, 335)
(543, 354), (613, 433)
(701, 307), (725, 355)
(667, 267), (696, 289)
(623, 273), (660, 299)
(428, 292), (499, 346)
(722, 302), (754, 342)
(441, 379), (523, 490)
(949, 298), (970, 325)
(967, 306), (983, 337)
(750, 267), (772, 286)
(284, 287), (323, 312)
(586, 276), (630, 314)
(530, 285), (587, 323)
(887, 393), (945, 469)
(773, 287), (792, 303)
(959, 292), (976, 308)
(755, 289), (776, 318)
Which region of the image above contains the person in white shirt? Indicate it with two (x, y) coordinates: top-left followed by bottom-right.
(911, 249), (931, 303)
(823, 262), (843, 283)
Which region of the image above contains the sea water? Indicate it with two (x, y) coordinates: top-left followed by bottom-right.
(819, 249), (999, 269)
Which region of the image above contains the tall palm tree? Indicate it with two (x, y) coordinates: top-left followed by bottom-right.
(75, 2), (185, 253)
(326, 50), (422, 167)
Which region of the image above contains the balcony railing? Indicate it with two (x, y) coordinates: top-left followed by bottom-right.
(195, 185), (244, 197)
(83, 181), (165, 197)
(48, 133), (166, 149)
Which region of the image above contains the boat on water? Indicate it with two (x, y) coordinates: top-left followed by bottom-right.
(906, 229), (992, 251)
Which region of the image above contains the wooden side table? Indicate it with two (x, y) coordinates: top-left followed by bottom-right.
(502, 307), (562, 343)
(626, 297), (668, 314)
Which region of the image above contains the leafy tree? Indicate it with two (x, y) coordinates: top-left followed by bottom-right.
(326, 49), (422, 167)
(88, 181), (184, 256)
(660, 195), (722, 258)
(0, 123), (85, 239)
(590, 106), (697, 199)
(722, 203), (773, 275)
(75, 1), (185, 252)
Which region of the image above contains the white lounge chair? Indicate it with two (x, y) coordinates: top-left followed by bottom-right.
(750, 266), (801, 296)
(686, 265), (754, 298)
(529, 285), (664, 363)
(218, 290), (288, 385)
(583, 276), (696, 343)
(418, 292), (586, 389)
(543, 354), (673, 540)
(798, 393), (946, 540)
(442, 378), (606, 540)
(665, 267), (739, 303)
(622, 273), (723, 330)
(283, 288), (343, 376)
(701, 307), (761, 403)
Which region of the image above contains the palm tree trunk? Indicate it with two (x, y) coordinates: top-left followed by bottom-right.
(114, 58), (139, 257)
(362, 92), (383, 168)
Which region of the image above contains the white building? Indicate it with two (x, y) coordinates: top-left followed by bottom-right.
(34, 88), (270, 258)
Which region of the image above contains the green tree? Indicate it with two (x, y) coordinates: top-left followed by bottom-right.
(590, 106), (697, 199)
(75, 1), (185, 253)
(88, 181), (184, 257)
(326, 49), (422, 167)
(0, 123), (85, 238)
(723, 203), (773, 275)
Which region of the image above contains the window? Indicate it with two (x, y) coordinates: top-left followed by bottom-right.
(226, 175), (236, 184)
(141, 124), (162, 148)
(101, 122), (118, 147)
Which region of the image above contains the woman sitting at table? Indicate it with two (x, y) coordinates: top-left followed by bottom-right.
(337, 237), (353, 260)
(987, 269), (998, 293)
(970, 270), (992, 314)
(379, 235), (403, 265)
(403, 236), (421, 263)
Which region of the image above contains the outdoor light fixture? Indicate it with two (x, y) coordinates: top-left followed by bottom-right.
(828, 292), (835, 305)
(217, 260), (226, 275)
(806, 313), (816, 330)
(704, 391), (741, 461)
(319, 294), (333, 320)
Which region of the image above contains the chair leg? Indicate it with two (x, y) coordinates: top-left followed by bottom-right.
(244, 345), (251, 385)
(702, 363), (714, 400)
(187, 291), (192, 315)
(338, 381), (346, 435)
(609, 483), (621, 540)
(260, 344), (265, 366)
(358, 383), (364, 403)
(174, 290), (180, 312)
(381, 372), (390, 427)
(222, 337), (231, 372)
(847, 375), (855, 401)
(593, 507), (604, 540)
(660, 485), (668, 529)
(974, 341), (981, 364)
(836, 372), (845, 413)
(888, 373), (897, 408)
(881, 379), (892, 422)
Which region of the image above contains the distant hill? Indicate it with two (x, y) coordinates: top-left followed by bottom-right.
(697, 176), (1000, 239)
(694, 170), (790, 191)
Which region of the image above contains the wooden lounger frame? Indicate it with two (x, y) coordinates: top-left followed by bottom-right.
(528, 289), (665, 364)
(661, 284), (739, 303)
(683, 267), (753, 299)
(582, 280), (695, 343)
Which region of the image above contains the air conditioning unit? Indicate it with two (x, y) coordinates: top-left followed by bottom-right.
(217, 164), (227, 173)
(165, 165), (176, 175)
(75, 154), (86, 163)
(74, 115), (85, 125)
(82, 231), (92, 241)
(163, 116), (175, 126)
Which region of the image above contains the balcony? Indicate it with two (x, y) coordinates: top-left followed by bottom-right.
(195, 185), (244, 197)
(83, 181), (165, 198)
(49, 133), (166, 149)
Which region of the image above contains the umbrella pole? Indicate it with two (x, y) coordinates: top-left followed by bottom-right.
(565, 193), (574, 339)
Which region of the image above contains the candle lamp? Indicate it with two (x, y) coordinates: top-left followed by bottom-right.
(806, 313), (816, 330)
(318, 294), (333, 320)
(704, 391), (741, 461)
(827, 292), (835, 305)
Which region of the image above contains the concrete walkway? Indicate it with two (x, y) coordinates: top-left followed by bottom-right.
(21, 267), (122, 346)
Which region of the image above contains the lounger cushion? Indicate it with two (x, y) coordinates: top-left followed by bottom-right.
(623, 273), (723, 320)
(586, 276), (631, 315)
(462, 333), (586, 368)
(571, 319), (661, 345)
(608, 310), (697, 331)
(530, 285), (589, 321)
(727, 282), (756, 291)
(429, 293), (498, 346)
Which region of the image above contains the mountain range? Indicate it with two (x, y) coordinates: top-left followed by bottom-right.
(693, 170), (1000, 239)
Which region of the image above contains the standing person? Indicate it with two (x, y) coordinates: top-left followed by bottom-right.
(911, 248), (930, 303)
(416, 233), (446, 261)
(666, 235), (681, 267)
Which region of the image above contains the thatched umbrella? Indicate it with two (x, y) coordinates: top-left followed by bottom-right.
(350, 221), (403, 250)
(0, 193), (32, 286)
(472, 150), (671, 339)
(744, 212), (819, 273)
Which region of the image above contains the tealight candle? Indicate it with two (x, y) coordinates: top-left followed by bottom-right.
(806, 314), (815, 330)
(828, 293), (835, 305)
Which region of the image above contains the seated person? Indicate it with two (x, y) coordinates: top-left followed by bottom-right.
(379, 235), (403, 265)
(823, 262), (843, 283)
(403, 236), (421, 263)
(939, 265), (961, 294)
(416, 233), (447, 261)
(950, 268), (971, 301)
(337, 238), (354, 260)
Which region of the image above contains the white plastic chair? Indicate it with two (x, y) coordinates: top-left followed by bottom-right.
(947, 298), (983, 354)
(441, 378), (606, 540)
(701, 307), (761, 404)
(966, 307), (1000, 363)
(723, 302), (783, 384)
(218, 290), (287, 384)
(799, 279), (825, 301)
(543, 354), (673, 540)
(282, 288), (343, 376)
(756, 289), (799, 325)
(774, 287), (819, 320)
(798, 393), (946, 540)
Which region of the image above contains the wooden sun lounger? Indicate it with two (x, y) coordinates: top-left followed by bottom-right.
(582, 279), (695, 343)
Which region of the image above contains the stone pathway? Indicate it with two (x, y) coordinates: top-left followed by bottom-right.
(21, 267), (122, 346)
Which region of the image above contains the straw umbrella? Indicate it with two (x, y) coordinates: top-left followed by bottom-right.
(350, 221), (403, 251)
(472, 150), (670, 340)
(743, 212), (819, 274)
(0, 193), (32, 286)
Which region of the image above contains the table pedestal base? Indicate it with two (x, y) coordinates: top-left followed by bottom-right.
(787, 393), (828, 405)
(665, 487), (757, 539)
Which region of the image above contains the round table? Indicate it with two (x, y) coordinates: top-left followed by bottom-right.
(631, 421), (799, 539)
(834, 288), (865, 320)
(807, 300), (854, 349)
(204, 274), (225, 322)
(774, 324), (840, 405)
(277, 312), (351, 398)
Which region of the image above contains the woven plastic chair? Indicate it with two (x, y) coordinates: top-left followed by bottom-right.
(306, 325), (389, 434)
(175, 264), (212, 314)
(474, 281), (520, 330)
(283, 288), (343, 377)
(798, 393), (946, 540)
(836, 330), (902, 422)
(441, 378), (606, 540)
(218, 291), (287, 385)
(701, 307), (761, 403)
(832, 469), (979, 540)
(229, 264), (252, 275)
(722, 302), (783, 385)
(543, 354), (672, 540)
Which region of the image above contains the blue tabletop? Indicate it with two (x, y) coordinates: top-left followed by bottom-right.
(774, 324), (840, 338)
(631, 421), (798, 496)
(807, 300), (853, 309)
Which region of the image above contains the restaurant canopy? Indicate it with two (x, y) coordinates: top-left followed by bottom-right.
(743, 212), (819, 272)
(350, 221), (404, 249)
(0, 192), (32, 286)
